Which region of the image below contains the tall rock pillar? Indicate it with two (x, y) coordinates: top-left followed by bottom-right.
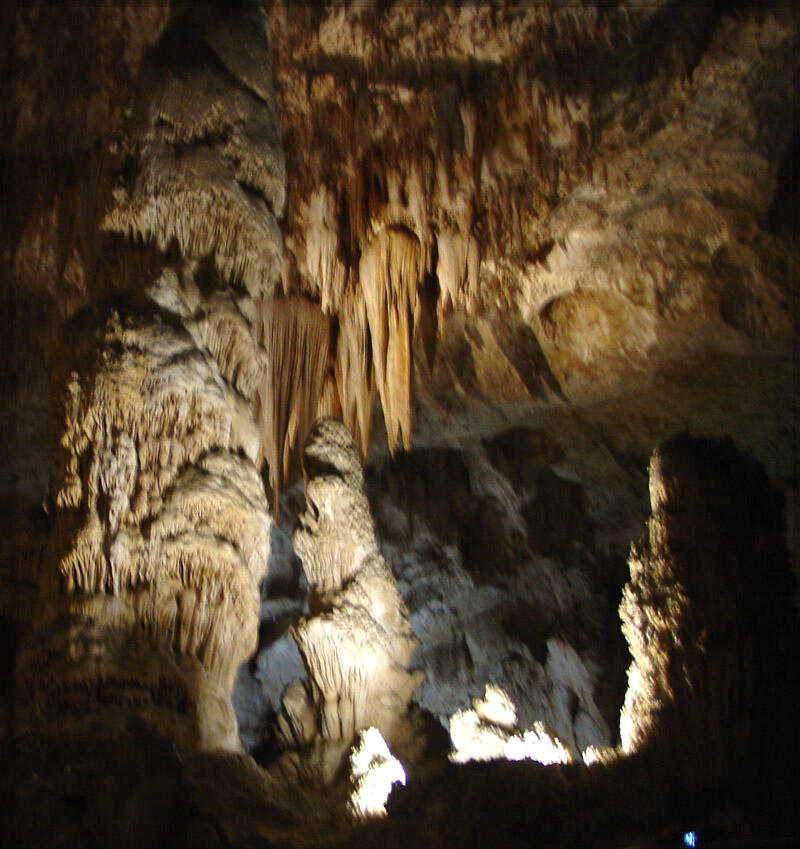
(17, 4), (285, 751)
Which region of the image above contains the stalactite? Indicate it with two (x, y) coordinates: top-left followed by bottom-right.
(335, 294), (374, 458)
(258, 294), (332, 507)
(359, 226), (422, 453)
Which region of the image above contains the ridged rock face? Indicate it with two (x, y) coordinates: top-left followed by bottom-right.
(619, 434), (795, 794)
(5, 3), (796, 519)
(103, 5), (286, 299)
(277, 419), (422, 763)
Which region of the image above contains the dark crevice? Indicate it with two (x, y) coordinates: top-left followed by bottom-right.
(765, 130), (799, 242)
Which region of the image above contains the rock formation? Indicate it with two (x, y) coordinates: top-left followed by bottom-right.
(619, 434), (796, 810)
(2, 2), (798, 847)
(277, 418), (423, 766)
(340, 435), (797, 848)
(14, 4), (284, 751)
(449, 683), (574, 766)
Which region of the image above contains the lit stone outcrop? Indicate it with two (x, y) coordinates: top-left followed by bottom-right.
(619, 434), (795, 796)
(277, 418), (423, 765)
(348, 726), (407, 820)
(449, 684), (573, 766)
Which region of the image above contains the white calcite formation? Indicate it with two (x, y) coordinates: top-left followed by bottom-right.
(277, 418), (423, 761)
(348, 726), (406, 820)
(449, 684), (573, 766)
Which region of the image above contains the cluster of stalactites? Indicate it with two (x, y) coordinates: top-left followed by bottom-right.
(260, 8), (599, 481)
(281, 179), (479, 465)
(276, 419), (423, 764)
(256, 196), (480, 500)
(99, 3), (599, 496)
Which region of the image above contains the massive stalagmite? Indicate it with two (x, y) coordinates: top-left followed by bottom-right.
(16, 4), (285, 751)
(619, 434), (795, 809)
(277, 418), (423, 763)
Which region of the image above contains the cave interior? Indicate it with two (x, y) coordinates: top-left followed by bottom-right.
(2, 3), (798, 848)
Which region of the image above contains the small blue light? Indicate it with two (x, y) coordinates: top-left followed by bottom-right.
(683, 831), (697, 848)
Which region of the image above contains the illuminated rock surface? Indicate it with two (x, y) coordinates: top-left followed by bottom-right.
(619, 434), (796, 796)
(275, 419), (423, 776)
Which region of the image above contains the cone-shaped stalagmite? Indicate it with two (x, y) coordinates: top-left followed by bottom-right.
(277, 419), (423, 767)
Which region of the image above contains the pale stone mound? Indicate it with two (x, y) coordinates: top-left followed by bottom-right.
(449, 683), (573, 766)
(348, 727), (406, 820)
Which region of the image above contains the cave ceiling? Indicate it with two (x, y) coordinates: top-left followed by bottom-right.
(5, 2), (797, 505)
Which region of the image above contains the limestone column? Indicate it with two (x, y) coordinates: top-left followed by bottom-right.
(277, 418), (423, 768)
(17, 4), (285, 751)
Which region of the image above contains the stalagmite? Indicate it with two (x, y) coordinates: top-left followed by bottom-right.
(276, 419), (423, 771)
(619, 435), (795, 799)
(17, 5), (284, 752)
(18, 308), (272, 749)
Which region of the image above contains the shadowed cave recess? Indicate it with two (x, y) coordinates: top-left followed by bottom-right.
(2, 2), (798, 848)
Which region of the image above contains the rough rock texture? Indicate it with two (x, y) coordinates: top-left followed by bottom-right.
(12, 5), (284, 752)
(234, 423), (626, 761)
(263, 1), (796, 474)
(619, 434), (796, 802)
(16, 300), (272, 750)
(365, 434), (625, 756)
(276, 419), (422, 769)
(2, 1), (799, 847)
(103, 5), (286, 298)
(342, 436), (798, 849)
(7, 438), (794, 849)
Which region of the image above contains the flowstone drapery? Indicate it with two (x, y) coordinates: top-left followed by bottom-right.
(277, 418), (423, 767)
